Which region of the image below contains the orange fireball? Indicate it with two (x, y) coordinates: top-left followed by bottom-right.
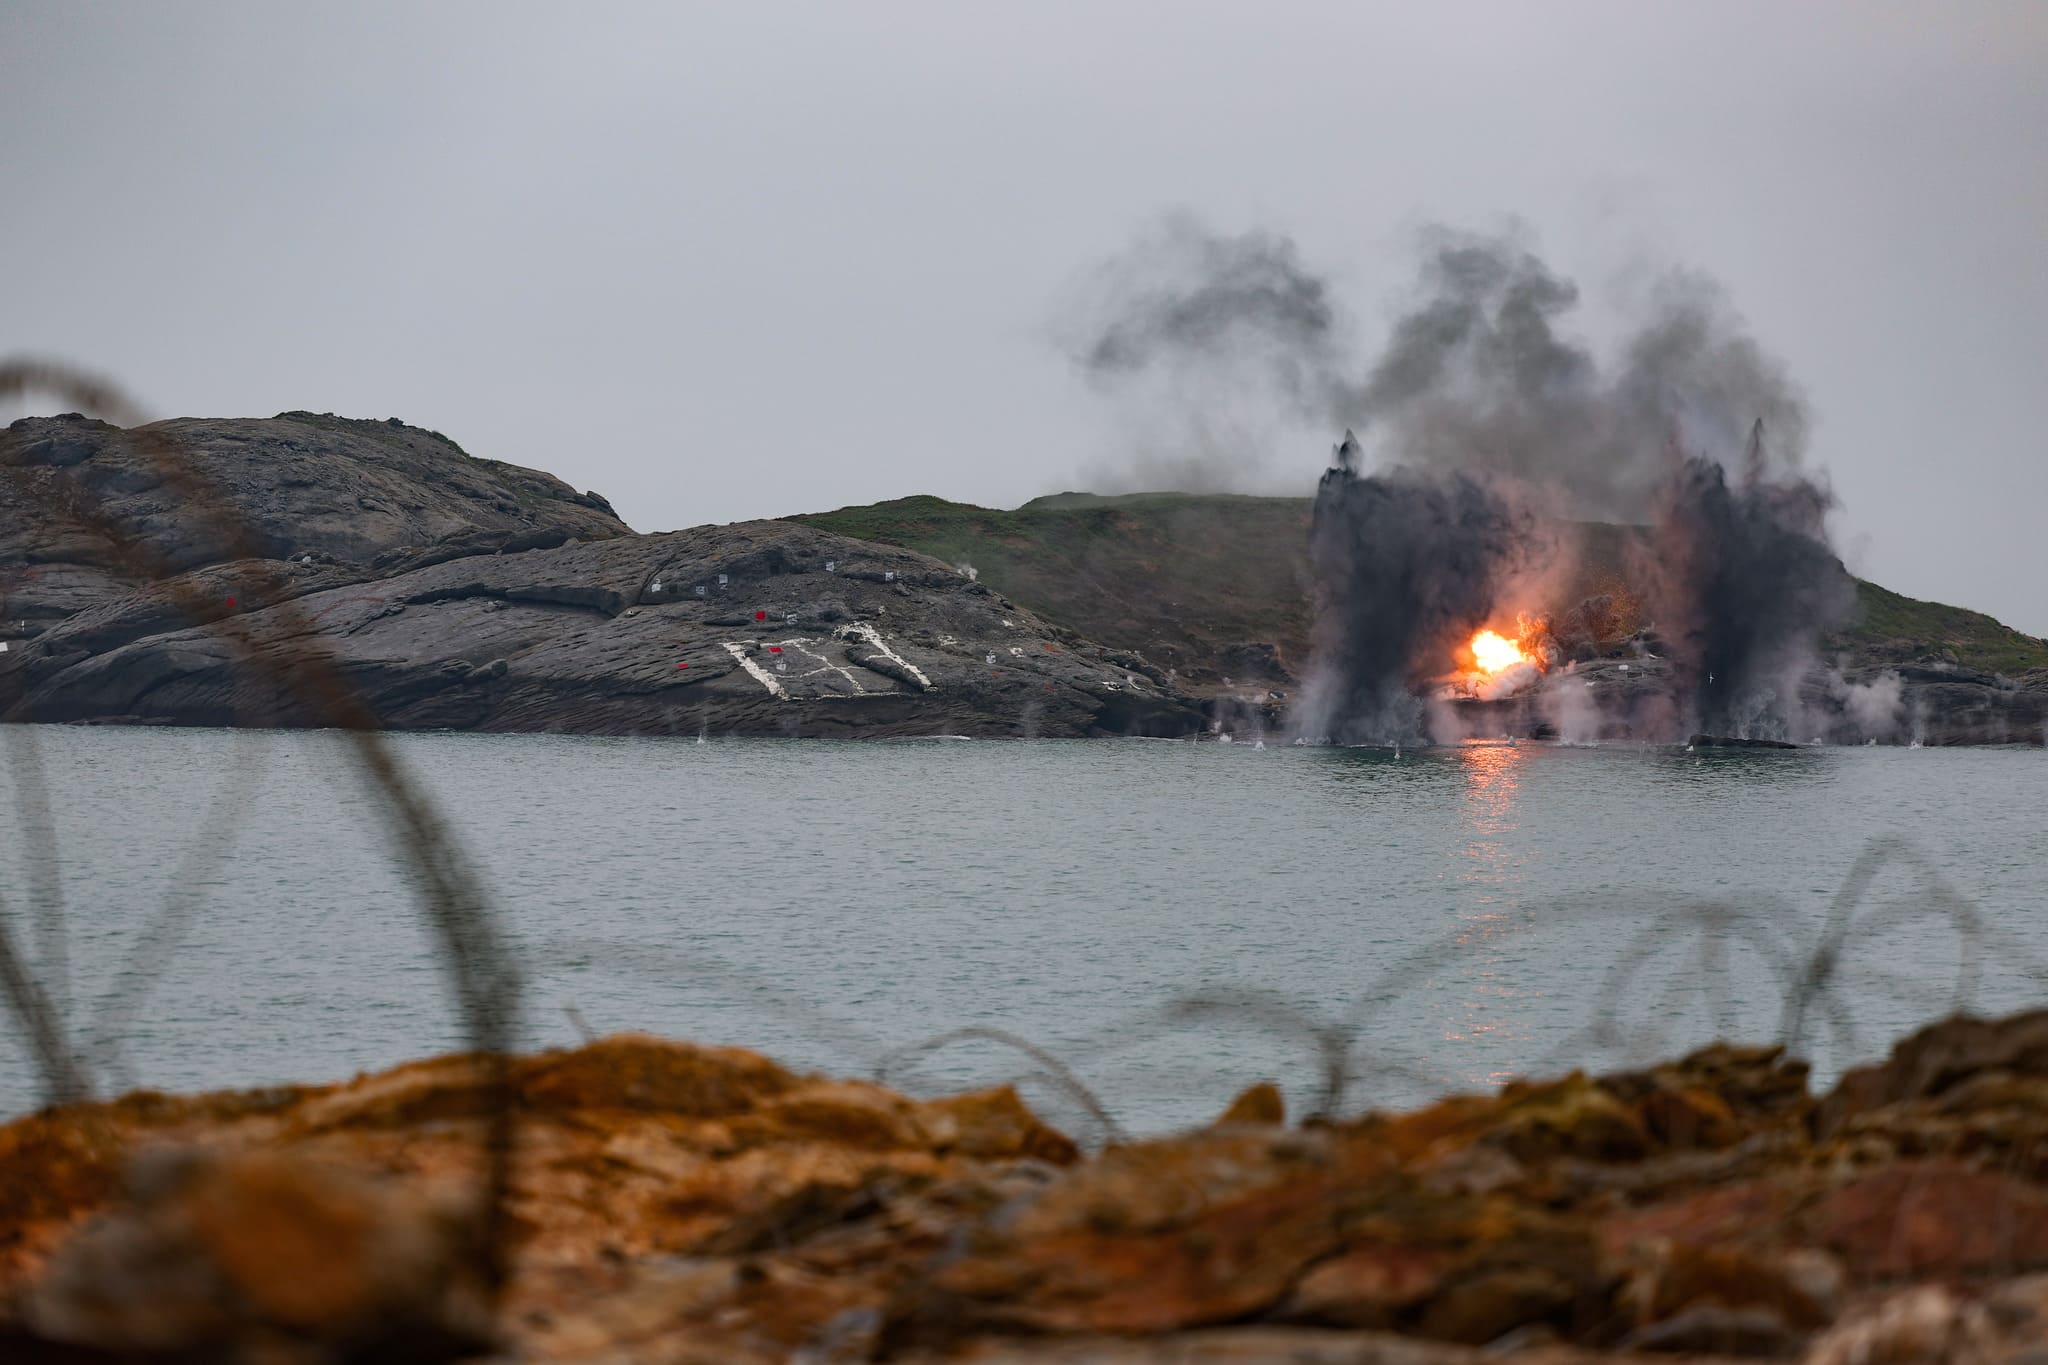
(1469, 629), (1530, 676)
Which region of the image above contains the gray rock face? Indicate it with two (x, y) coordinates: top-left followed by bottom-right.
(8, 412), (2033, 744)
(0, 433), (1207, 736)
(1, 411), (633, 636)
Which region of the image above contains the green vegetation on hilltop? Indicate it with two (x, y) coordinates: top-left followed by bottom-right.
(791, 493), (1313, 685)
(1841, 580), (2048, 675)
(789, 492), (2048, 683)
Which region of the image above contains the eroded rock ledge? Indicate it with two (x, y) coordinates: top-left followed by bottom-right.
(10, 1012), (2048, 1361)
(1, 414), (1205, 737)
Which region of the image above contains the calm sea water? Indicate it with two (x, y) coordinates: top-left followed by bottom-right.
(1, 726), (2042, 1134)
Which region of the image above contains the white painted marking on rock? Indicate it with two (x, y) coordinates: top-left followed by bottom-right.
(723, 642), (789, 699)
(839, 623), (931, 688)
(768, 637), (869, 694)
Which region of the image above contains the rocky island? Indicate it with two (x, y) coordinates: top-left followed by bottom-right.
(4, 412), (2044, 744)
(0, 414), (1201, 738)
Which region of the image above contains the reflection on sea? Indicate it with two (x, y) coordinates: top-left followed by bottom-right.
(1301, 738), (1864, 1096)
(1441, 742), (1535, 1085)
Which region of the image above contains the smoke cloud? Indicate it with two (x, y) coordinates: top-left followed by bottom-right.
(1647, 442), (1856, 739)
(1347, 241), (1815, 523)
(1078, 214), (1342, 398)
(1300, 434), (1542, 744)
(1072, 215), (1858, 742)
(1062, 214), (1349, 491)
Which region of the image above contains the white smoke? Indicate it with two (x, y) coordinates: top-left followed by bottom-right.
(1539, 675), (1605, 746)
(1474, 661), (1540, 702)
(1829, 668), (1907, 743)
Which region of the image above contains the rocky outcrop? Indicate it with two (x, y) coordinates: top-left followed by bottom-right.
(796, 495), (2048, 747)
(0, 415), (1206, 737)
(0, 520), (1201, 738)
(8, 412), (2037, 743)
(1, 412), (630, 605)
(12, 1013), (2048, 1360)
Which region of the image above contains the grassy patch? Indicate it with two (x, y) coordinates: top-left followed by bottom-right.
(1839, 580), (2048, 675)
(791, 494), (1315, 680)
(790, 493), (2046, 682)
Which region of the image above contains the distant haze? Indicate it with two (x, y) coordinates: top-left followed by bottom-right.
(4, 2), (2044, 633)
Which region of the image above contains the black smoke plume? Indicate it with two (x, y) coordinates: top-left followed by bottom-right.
(1303, 432), (1537, 744)
(1076, 214), (1343, 406)
(1654, 429), (1857, 739)
(1073, 216), (1856, 741)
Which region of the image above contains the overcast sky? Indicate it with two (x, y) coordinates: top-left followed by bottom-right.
(5, 2), (2044, 632)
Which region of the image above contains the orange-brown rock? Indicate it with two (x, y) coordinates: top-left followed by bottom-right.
(1610, 1242), (1842, 1354)
(0, 1034), (1081, 1361)
(9, 1014), (2048, 1361)
(19, 1147), (490, 1359)
(1215, 1081), (1285, 1126)
(902, 1126), (1387, 1338)
(1807, 1163), (2048, 1280)
(1282, 1190), (1604, 1343)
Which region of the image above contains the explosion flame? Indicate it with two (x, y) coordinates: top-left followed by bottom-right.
(1469, 629), (1530, 677)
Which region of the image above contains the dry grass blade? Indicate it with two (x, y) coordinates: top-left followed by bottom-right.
(1, 356), (520, 1298)
(2, 726), (69, 1028)
(876, 1025), (1126, 1146)
(84, 730), (269, 1092)
(0, 894), (87, 1105)
(1163, 988), (1353, 1119)
(1779, 837), (1997, 1055)
(0, 721), (88, 1105)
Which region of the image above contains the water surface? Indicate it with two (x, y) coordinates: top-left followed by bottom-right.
(2, 727), (2041, 1134)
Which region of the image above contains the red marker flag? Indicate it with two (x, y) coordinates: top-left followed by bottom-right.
(754, 610), (767, 621)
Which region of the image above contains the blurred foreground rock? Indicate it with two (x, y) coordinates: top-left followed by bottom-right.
(10, 1014), (2048, 1361)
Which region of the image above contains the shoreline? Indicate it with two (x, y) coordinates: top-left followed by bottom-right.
(8, 415), (2045, 748)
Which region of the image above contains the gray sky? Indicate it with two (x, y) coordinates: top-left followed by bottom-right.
(5, 2), (2044, 633)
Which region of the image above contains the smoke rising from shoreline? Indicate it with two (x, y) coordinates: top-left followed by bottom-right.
(1072, 216), (1856, 741)
(1301, 433), (1542, 744)
(1649, 441), (1857, 739)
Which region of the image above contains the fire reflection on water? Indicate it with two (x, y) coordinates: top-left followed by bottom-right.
(1442, 741), (1538, 1087)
